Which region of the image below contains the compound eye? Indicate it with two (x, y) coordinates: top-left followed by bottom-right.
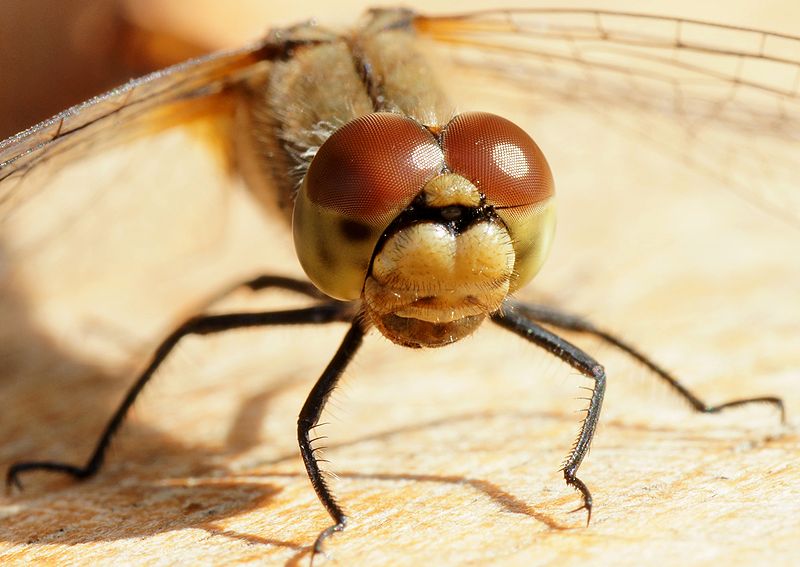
(294, 113), (444, 300)
(305, 112), (444, 225)
(441, 112), (553, 208)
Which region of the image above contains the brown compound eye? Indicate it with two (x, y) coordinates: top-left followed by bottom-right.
(294, 112), (445, 301)
(441, 112), (554, 208)
(305, 112), (444, 223)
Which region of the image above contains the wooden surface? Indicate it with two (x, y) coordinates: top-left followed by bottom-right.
(1, 1), (799, 566)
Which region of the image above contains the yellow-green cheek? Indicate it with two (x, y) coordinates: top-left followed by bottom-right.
(497, 198), (556, 293)
(293, 188), (386, 300)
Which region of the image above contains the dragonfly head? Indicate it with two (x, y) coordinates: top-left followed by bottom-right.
(294, 112), (555, 347)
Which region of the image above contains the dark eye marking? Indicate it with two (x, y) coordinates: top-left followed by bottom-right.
(339, 219), (373, 241)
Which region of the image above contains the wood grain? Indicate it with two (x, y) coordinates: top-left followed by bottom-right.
(1, 1), (798, 566)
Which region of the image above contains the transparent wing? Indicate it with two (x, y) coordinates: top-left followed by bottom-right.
(415, 8), (800, 226)
(0, 36), (301, 371)
(0, 40), (271, 216)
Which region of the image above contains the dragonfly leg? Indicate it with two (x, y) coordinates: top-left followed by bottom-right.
(508, 300), (785, 423)
(298, 319), (366, 560)
(6, 301), (356, 491)
(491, 302), (606, 525)
(210, 274), (329, 304)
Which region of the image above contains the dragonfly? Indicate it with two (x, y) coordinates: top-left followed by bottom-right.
(1, 4), (797, 563)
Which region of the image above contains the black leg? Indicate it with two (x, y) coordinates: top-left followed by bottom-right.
(241, 275), (329, 299)
(298, 318), (367, 560)
(491, 302), (606, 525)
(211, 274), (330, 303)
(508, 300), (785, 423)
(6, 300), (356, 490)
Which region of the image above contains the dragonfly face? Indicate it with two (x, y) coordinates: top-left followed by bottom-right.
(295, 111), (554, 346)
